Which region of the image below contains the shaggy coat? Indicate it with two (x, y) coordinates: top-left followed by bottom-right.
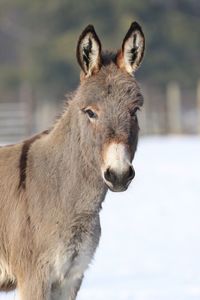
(0, 22), (145, 300)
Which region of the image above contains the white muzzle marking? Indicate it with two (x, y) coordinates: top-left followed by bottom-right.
(102, 142), (132, 187)
(104, 143), (131, 171)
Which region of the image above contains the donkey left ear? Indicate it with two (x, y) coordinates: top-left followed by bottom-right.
(117, 22), (145, 75)
(76, 25), (102, 77)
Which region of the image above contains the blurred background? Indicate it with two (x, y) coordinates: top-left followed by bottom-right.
(0, 1), (200, 300)
(0, 0), (200, 141)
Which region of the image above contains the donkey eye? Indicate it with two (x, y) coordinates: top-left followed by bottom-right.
(84, 109), (97, 119)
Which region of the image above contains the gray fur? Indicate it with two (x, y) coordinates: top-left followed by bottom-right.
(0, 23), (145, 300)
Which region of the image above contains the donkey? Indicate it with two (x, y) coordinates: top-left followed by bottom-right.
(0, 22), (145, 300)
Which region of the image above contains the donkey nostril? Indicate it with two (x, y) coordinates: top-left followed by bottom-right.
(128, 166), (135, 181)
(104, 167), (135, 188)
(104, 168), (116, 184)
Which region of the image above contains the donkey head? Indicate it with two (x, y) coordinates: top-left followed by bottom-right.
(75, 22), (145, 192)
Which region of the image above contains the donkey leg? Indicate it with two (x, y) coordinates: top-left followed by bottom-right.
(18, 273), (51, 300)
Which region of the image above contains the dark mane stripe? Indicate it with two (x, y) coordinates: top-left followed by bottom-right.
(18, 130), (49, 190)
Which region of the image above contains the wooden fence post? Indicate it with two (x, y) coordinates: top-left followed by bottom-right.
(197, 80), (200, 135)
(166, 82), (182, 134)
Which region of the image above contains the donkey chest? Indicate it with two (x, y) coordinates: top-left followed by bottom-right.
(53, 243), (91, 283)
(52, 215), (101, 283)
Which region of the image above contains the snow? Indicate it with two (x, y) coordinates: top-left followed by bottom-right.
(1, 136), (200, 300)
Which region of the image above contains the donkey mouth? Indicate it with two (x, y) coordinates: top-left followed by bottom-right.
(107, 185), (129, 192)
(104, 179), (132, 193)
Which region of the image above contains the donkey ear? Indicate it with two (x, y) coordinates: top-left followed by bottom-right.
(117, 22), (145, 75)
(76, 25), (102, 77)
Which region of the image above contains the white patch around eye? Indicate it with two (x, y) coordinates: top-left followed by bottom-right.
(103, 143), (131, 173)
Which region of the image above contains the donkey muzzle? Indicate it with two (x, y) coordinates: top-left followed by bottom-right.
(103, 166), (135, 192)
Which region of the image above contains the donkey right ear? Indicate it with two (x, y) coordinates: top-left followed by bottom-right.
(76, 25), (102, 77)
(117, 22), (145, 75)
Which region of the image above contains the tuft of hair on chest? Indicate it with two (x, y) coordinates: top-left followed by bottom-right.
(53, 239), (94, 282)
(0, 262), (17, 292)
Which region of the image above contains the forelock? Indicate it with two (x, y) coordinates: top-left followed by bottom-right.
(101, 51), (117, 66)
(77, 52), (143, 106)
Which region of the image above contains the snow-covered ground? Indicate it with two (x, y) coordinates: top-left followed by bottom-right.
(1, 136), (200, 300)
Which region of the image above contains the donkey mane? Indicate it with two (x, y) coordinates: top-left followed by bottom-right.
(18, 129), (50, 190)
